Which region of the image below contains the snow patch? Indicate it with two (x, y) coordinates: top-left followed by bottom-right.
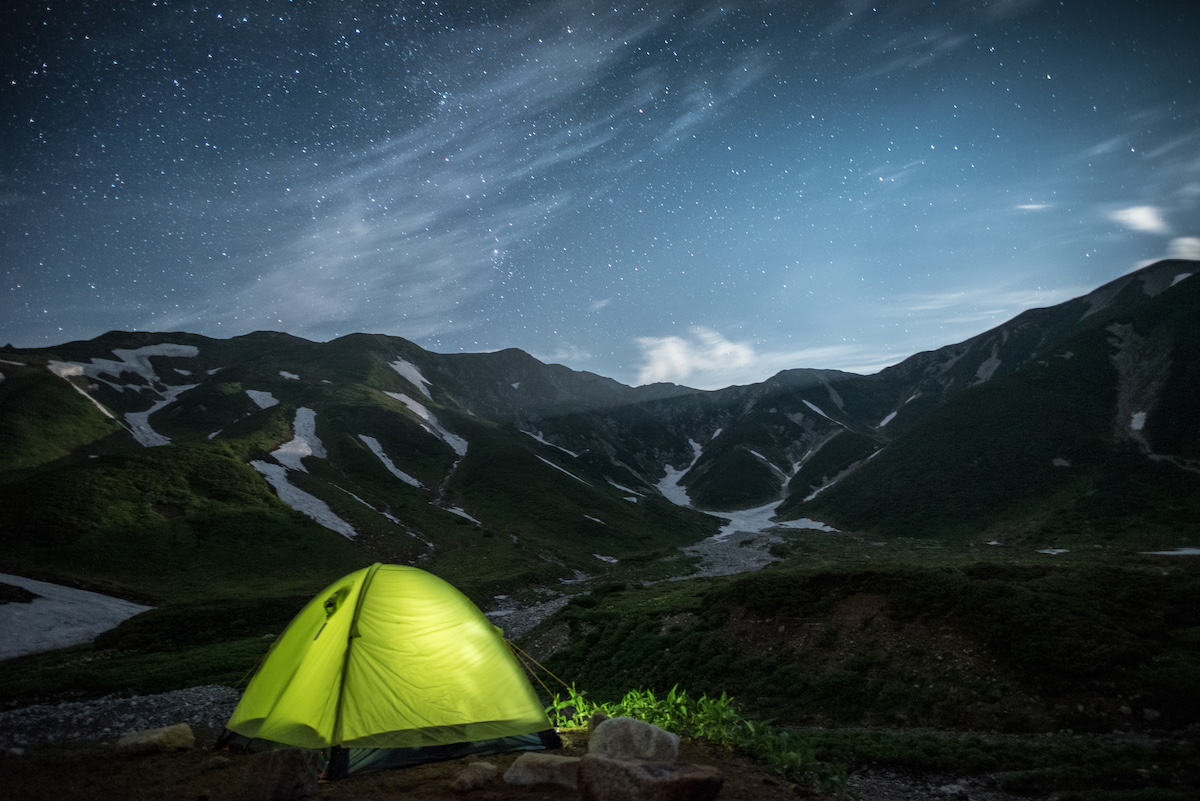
(710, 501), (837, 541)
(878, 411), (897, 427)
(537, 455), (591, 486)
(1143, 547), (1200, 556)
(125, 383), (198, 446)
(0, 573), (152, 661)
(390, 359), (432, 399)
(1172, 272), (1193, 286)
(250, 460), (356, 538)
(1052, 457), (1071, 467)
(657, 440), (702, 506)
(446, 506), (481, 526)
(358, 435), (421, 487)
(51, 344), (200, 391)
(383, 392), (468, 456)
(337, 486), (402, 523)
(974, 345), (1002, 384)
(46, 345), (201, 441)
(802, 400), (833, 421)
(1130, 411), (1147, 431)
(524, 430), (581, 457)
(608, 480), (644, 498)
(804, 476), (841, 502)
(1037, 548), (1069, 555)
(584, 515), (606, 525)
(245, 389), (279, 409)
(0, 358), (25, 366)
(271, 407), (326, 471)
(279, 371), (299, 380)
(593, 554), (618, 563)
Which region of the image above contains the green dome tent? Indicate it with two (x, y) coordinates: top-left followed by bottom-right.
(221, 563), (558, 777)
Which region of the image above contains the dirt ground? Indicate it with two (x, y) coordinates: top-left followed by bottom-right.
(0, 729), (821, 801)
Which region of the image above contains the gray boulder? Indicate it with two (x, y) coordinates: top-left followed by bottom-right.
(589, 716), (679, 763)
(578, 754), (724, 801)
(503, 752), (582, 788)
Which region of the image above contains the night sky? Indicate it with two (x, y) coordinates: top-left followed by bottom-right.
(3, 1), (1198, 389)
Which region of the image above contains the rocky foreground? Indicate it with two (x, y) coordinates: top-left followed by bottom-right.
(0, 685), (239, 750)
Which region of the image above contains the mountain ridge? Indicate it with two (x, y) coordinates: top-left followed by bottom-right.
(1, 260), (1196, 602)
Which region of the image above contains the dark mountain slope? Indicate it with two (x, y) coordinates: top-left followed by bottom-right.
(0, 260), (1196, 605)
(786, 262), (1200, 543)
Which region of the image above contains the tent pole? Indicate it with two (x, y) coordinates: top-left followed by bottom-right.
(330, 562), (383, 750)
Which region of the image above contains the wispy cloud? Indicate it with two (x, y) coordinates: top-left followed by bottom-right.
(838, 0), (1048, 77)
(898, 283), (1085, 327)
(159, 1), (764, 341)
(1109, 205), (1170, 235)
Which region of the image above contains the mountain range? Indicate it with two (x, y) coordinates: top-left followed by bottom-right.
(1, 259), (1197, 603)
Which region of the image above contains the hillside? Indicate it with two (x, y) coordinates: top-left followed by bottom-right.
(0, 261), (1197, 607)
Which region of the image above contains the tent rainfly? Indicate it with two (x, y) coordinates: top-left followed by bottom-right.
(220, 563), (559, 777)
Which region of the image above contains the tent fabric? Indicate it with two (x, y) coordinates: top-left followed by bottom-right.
(224, 563), (555, 769)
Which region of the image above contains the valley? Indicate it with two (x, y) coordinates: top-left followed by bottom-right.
(0, 259), (1198, 799)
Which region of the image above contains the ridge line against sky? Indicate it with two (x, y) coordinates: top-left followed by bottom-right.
(2, 0), (1198, 390)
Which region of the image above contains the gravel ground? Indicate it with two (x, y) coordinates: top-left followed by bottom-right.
(486, 595), (572, 641)
(674, 527), (785, 578)
(0, 685), (240, 750)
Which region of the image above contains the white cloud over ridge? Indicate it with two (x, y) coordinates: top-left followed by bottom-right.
(1109, 205), (1170, 234)
(634, 327), (894, 390)
(1167, 237), (1200, 260)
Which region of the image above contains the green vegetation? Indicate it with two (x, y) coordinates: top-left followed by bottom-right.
(0, 369), (121, 475)
(0, 442), (367, 602)
(538, 553), (1200, 732)
(545, 685), (1200, 800)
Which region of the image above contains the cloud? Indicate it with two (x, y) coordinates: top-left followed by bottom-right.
(1015, 203), (1052, 211)
(1167, 237), (1200, 260)
(633, 327), (892, 389)
(1109, 205), (1170, 234)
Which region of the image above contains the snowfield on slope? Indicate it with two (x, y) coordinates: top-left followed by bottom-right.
(0, 574), (152, 661)
(250, 460), (357, 539)
(270, 407), (326, 471)
(383, 391), (468, 456)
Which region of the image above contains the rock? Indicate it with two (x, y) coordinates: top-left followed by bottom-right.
(451, 760), (498, 792)
(503, 752), (581, 788)
(114, 722), (195, 752)
(556, 727), (591, 749)
(578, 754), (724, 801)
(589, 717), (679, 762)
(239, 749), (321, 801)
